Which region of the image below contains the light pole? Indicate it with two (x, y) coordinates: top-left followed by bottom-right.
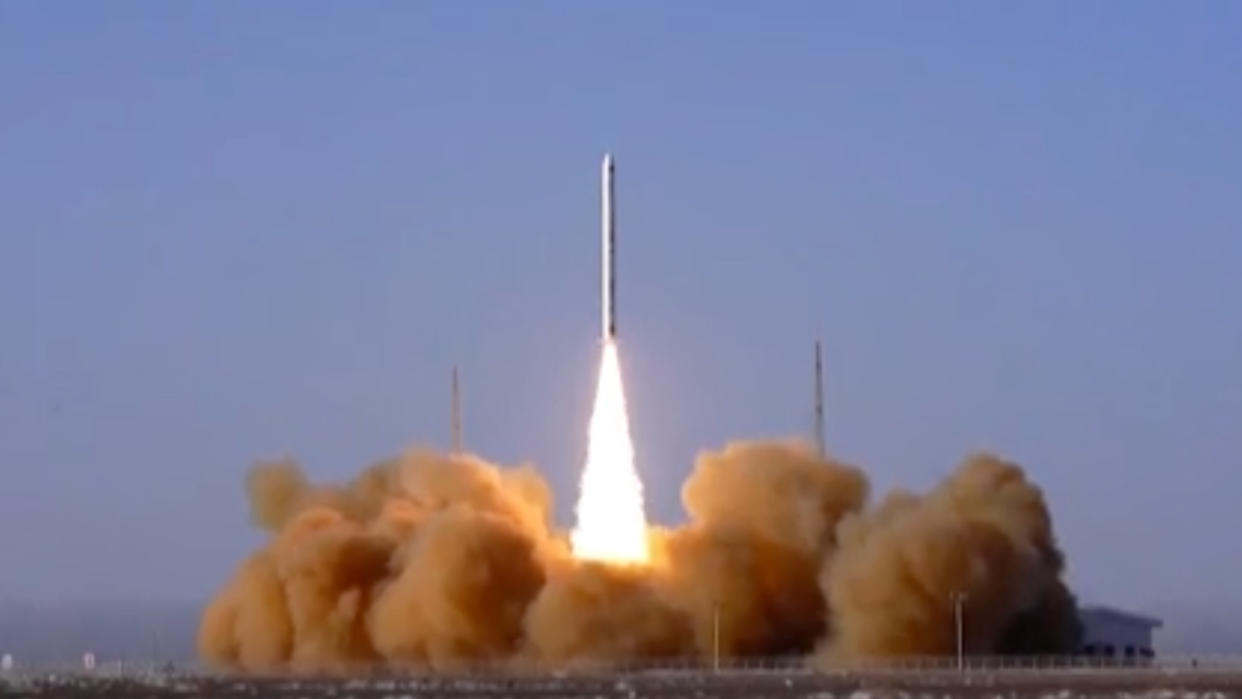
(950, 591), (967, 672)
(712, 601), (721, 672)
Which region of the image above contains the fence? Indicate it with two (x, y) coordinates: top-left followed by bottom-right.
(5, 654), (1242, 681)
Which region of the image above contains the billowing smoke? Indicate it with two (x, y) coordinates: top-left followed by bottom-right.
(820, 452), (1081, 661)
(200, 442), (1079, 673)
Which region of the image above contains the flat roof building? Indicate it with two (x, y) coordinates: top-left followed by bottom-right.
(1078, 605), (1162, 659)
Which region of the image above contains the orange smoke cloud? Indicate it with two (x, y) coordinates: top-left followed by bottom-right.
(821, 453), (1081, 660)
(199, 442), (1079, 673)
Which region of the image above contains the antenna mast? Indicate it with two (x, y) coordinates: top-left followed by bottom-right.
(813, 340), (826, 456)
(451, 365), (462, 452)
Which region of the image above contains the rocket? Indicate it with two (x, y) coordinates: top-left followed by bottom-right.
(601, 153), (617, 341)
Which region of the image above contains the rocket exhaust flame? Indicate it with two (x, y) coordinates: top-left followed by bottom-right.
(570, 339), (649, 563)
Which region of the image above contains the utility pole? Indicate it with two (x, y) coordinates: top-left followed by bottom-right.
(712, 601), (721, 673)
(951, 591), (967, 672)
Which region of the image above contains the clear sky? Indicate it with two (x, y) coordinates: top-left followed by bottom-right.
(1, 2), (1239, 615)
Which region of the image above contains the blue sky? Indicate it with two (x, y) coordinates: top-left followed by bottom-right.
(1, 2), (1239, 614)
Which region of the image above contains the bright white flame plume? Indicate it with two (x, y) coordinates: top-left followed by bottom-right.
(571, 339), (650, 564)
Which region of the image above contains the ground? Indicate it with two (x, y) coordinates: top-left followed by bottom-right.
(3, 667), (1240, 699)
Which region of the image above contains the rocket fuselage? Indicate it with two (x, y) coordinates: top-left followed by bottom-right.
(602, 154), (617, 340)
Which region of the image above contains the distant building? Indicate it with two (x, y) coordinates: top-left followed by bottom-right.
(1077, 605), (1162, 659)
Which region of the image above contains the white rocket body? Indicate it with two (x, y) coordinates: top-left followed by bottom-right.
(602, 154), (617, 341)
